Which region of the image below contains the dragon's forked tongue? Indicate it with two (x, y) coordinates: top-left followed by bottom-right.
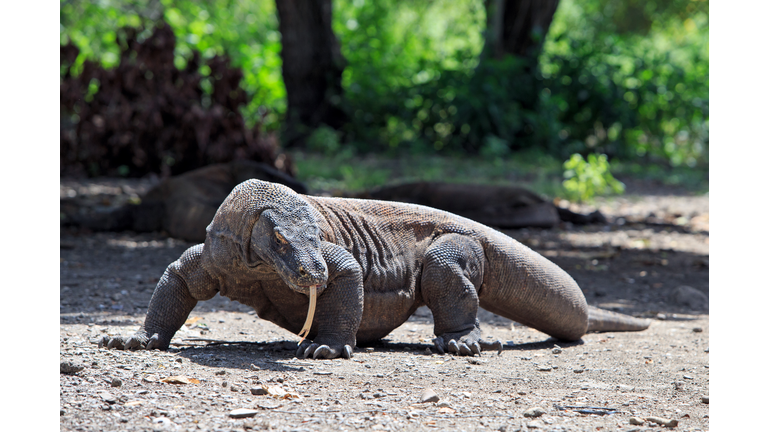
(298, 285), (318, 345)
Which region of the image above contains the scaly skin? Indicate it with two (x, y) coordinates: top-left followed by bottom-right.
(102, 180), (650, 359)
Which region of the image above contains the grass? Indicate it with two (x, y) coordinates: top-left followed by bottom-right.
(289, 149), (709, 199)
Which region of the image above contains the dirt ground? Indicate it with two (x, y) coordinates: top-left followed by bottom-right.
(60, 178), (709, 432)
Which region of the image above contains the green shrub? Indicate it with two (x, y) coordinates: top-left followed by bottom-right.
(562, 153), (625, 202)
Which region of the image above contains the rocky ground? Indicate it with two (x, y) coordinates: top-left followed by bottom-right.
(60, 178), (709, 431)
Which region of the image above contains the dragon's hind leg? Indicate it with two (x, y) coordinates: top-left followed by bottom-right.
(421, 234), (502, 355)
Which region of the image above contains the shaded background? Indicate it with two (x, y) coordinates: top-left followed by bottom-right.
(60, 0), (708, 196)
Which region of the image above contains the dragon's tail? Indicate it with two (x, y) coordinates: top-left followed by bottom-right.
(587, 306), (651, 332)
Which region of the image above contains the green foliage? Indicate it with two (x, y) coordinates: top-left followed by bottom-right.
(542, 0), (709, 167)
(306, 125), (343, 156)
(562, 153), (625, 202)
(61, 0), (709, 171)
(334, 0), (708, 168)
(60, 0), (284, 128)
(333, 0), (487, 152)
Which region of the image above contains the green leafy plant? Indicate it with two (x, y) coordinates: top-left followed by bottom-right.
(306, 125), (343, 156)
(562, 153), (625, 202)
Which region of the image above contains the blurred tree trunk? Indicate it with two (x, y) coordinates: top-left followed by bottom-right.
(276, 0), (347, 147)
(483, 0), (560, 62)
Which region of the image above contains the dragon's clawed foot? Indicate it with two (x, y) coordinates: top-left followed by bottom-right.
(296, 341), (353, 359)
(96, 332), (166, 351)
(433, 333), (503, 356)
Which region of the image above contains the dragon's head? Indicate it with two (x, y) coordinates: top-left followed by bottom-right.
(207, 179), (329, 295)
(249, 206), (328, 293)
(207, 179), (329, 343)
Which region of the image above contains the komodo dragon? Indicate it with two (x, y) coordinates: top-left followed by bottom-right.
(356, 182), (606, 228)
(101, 179), (650, 359)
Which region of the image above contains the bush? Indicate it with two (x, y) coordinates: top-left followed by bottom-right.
(562, 153), (625, 202)
(60, 21), (292, 178)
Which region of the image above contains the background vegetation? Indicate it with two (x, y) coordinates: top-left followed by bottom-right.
(60, 0), (708, 197)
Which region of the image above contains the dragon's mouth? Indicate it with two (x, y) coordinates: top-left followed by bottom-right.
(297, 285), (319, 345)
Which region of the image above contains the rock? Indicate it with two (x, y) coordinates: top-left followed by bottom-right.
(526, 420), (544, 428)
(692, 327), (703, 333)
(419, 388), (440, 403)
(229, 408), (259, 418)
(669, 285), (708, 310)
(111, 378), (122, 387)
(523, 407), (546, 418)
(552, 346), (562, 354)
(645, 416), (678, 427)
(701, 395), (709, 404)
(629, 417), (645, 425)
(537, 365), (552, 371)
(60, 361), (84, 374)
(101, 393), (117, 404)
(573, 368), (584, 373)
(251, 386), (269, 396)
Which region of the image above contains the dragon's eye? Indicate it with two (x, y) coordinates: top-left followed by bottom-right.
(275, 230), (288, 245)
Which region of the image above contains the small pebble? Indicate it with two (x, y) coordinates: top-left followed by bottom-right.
(523, 407), (546, 418)
(250, 387), (269, 396)
(701, 395), (709, 404)
(629, 417), (645, 425)
(692, 327), (703, 333)
(111, 378), (122, 387)
(552, 346), (562, 354)
(419, 388), (439, 403)
(60, 361), (84, 374)
(645, 416), (678, 427)
(537, 365), (552, 372)
(229, 408), (259, 418)
(573, 368), (584, 373)
(526, 420), (544, 429)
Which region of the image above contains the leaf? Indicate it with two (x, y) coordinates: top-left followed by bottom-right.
(160, 375), (200, 385)
(264, 384), (301, 400)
